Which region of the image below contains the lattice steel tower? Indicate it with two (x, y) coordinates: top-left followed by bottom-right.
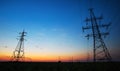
(11, 30), (27, 62)
(82, 8), (112, 62)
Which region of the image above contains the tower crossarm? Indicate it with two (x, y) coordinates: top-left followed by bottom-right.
(85, 16), (103, 22)
(85, 32), (109, 38)
(82, 23), (111, 33)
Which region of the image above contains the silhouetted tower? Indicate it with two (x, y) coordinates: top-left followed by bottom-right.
(82, 8), (112, 62)
(87, 52), (90, 62)
(11, 30), (27, 62)
(58, 56), (61, 63)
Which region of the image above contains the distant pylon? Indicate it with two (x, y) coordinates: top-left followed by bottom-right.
(58, 56), (61, 63)
(82, 8), (112, 62)
(87, 52), (90, 62)
(11, 30), (27, 62)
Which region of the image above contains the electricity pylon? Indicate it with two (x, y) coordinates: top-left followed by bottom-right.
(82, 8), (112, 62)
(11, 30), (27, 62)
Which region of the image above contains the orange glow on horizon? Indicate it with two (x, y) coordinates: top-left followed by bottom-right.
(0, 53), (87, 62)
(0, 55), (10, 61)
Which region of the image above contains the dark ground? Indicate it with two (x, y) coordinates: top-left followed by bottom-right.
(0, 62), (120, 71)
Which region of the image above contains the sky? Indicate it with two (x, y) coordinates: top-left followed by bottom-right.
(0, 0), (120, 62)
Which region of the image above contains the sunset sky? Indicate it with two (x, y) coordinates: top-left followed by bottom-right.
(0, 0), (120, 62)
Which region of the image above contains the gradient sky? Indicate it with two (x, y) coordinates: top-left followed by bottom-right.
(0, 0), (120, 62)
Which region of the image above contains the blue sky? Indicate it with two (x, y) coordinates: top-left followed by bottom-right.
(0, 0), (120, 61)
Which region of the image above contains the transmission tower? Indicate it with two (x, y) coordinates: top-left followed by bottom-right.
(11, 30), (27, 62)
(82, 8), (112, 62)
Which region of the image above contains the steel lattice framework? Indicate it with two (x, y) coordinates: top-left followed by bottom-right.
(82, 8), (112, 62)
(11, 30), (27, 62)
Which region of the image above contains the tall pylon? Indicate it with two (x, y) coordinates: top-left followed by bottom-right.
(11, 30), (27, 62)
(82, 8), (112, 62)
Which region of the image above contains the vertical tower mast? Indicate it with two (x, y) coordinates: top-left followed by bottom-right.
(11, 30), (27, 62)
(82, 8), (112, 62)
